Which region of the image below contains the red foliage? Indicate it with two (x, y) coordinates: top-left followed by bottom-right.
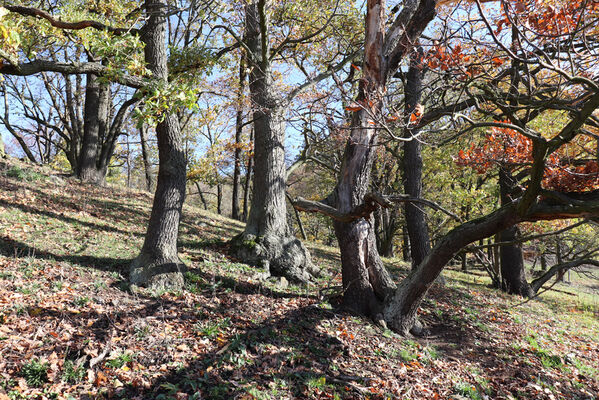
(497, 0), (599, 37)
(455, 125), (599, 192)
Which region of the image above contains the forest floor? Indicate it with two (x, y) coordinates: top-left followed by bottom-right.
(0, 158), (598, 400)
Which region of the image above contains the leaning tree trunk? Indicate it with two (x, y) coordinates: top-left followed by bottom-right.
(130, 0), (187, 291)
(403, 48), (433, 269)
(498, 168), (533, 296)
(231, 1), (316, 283)
(384, 205), (520, 334)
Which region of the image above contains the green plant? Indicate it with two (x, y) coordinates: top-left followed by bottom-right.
(21, 359), (49, 387)
(135, 324), (151, 340)
(105, 352), (134, 369)
(62, 360), (86, 383)
(0, 377), (16, 390)
(454, 381), (482, 400)
(306, 375), (327, 390)
(5, 166), (45, 182)
(194, 317), (230, 338)
(72, 296), (90, 307)
(400, 349), (418, 362)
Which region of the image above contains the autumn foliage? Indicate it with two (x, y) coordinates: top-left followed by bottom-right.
(456, 126), (599, 191)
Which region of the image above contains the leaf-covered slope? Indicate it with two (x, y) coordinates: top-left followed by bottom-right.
(0, 158), (597, 400)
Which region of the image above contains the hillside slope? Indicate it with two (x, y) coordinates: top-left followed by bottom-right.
(0, 158), (597, 400)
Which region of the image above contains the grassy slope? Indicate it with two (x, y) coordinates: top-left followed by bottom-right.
(0, 158), (597, 400)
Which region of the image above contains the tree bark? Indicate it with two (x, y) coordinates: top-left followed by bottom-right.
(329, 0), (436, 318)
(78, 65), (110, 184)
(130, 0), (187, 291)
(403, 48), (431, 269)
(498, 168), (533, 297)
(231, 1), (316, 283)
(242, 128), (254, 222)
(139, 124), (153, 191)
(383, 205), (519, 335)
(232, 52), (246, 221)
(332, 0), (397, 316)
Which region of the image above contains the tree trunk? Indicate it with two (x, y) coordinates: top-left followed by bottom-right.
(530, 259), (599, 294)
(232, 53), (246, 221)
(130, 0), (187, 291)
(498, 168), (533, 296)
(384, 205), (519, 334)
(139, 124), (153, 191)
(231, 1), (316, 283)
(78, 58), (110, 184)
(242, 128), (254, 222)
(194, 182), (208, 210)
(402, 48), (431, 269)
(217, 183), (222, 214)
(332, 1), (397, 317)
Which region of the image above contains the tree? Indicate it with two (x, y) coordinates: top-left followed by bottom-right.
(295, 0), (599, 335)
(402, 47), (432, 269)
(227, 0), (358, 283)
(129, 0), (188, 290)
(0, 3), (141, 181)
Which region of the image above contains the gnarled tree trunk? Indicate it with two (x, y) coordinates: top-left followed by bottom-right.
(231, 1), (316, 283)
(130, 0), (187, 291)
(383, 206), (519, 334)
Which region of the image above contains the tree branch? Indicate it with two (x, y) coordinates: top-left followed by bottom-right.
(4, 5), (138, 35)
(0, 60), (146, 88)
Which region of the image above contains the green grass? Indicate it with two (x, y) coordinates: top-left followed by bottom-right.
(20, 359), (49, 387)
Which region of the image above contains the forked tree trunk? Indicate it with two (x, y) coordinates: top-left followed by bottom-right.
(403, 48), (431, 269)
(78, 69), (110, 184)
(332, 0), (435, 320)
(332, 1), (396, 316)
(231, 1), (316, 283)
(130, 0), (187, 291)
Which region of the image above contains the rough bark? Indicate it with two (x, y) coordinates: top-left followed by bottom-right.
(130, 0), (187, 291)
(403, 48), (431, 269)
(326, 0), (436, 319)
(231, 1), (316, 283)
(332, 0), (397, 316)
(78, 65), (110, 184)
(232, 53), (246, 221)
(242, 128), (254, 222)
(498, 168), (533, 297)
(499, 225), (533, 296)
(139, 124), (153, 191)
